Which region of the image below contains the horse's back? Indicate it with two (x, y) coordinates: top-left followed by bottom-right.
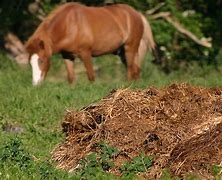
(103, 4), (144, 42)
(29, 3), (144, 56)
(78, 4), (144, 55)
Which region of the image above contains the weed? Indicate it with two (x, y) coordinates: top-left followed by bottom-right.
(210, 164), (221, 180)
(0, 137), (70, 179)
(121, 153), (153, 175)
(0, 137), (32, 170)
(99, 143), (119, 171)
(72, 143), (153, 179)
(185, 173), (199, 180)
(161, 169), (172, 180)
(76, 143), (118, 179)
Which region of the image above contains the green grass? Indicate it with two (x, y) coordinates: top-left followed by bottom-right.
(0, 53), (222, 179)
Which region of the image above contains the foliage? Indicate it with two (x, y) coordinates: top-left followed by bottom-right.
(0, 0), (36, 45)
(114, 0), (149, 11)
(185, 173), (199, 180)
(161, 169), (172, 180)
(75, 152), (115, 179)
(161, 169), (200, 180)
(147, 0), (216, 70)
(210, 164), (222, 179)
(0, 136), (69, 179)
(77, 142), (119, 178)
(0, 137), (32, 170)
(120, 154), (153, 179)
(121, 153), (153, 174)
(99, 143), (119, 170)
(75, 143), (153, 179)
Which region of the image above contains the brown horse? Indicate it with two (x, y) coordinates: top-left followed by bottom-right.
(25, 2), (156, 85)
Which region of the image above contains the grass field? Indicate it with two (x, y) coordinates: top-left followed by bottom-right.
(0, 53), (222, 179)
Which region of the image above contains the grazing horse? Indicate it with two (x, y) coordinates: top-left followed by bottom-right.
(25, 2), (156, 85)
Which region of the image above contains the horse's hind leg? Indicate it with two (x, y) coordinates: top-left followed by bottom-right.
(124, 45), (140, 80)
(115, 46), (127, 67)
(79, 51), (95, 81)
(64, 59), (75, 84)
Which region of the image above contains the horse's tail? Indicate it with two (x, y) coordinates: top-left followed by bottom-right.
(137, 14), (158, 66)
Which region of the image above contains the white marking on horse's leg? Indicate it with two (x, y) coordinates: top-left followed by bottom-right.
(30, 54), (42, 85)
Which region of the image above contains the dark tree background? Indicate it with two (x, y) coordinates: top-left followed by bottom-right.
(0, 0), (222, 69)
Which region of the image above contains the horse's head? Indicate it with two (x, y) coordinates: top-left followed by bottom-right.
(25, 38), (51, 85)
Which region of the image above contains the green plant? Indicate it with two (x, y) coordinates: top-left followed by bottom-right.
(38, 161), (56, 179)
(121, 153), (153, 175)
(99, 143), (119, 170)
(210, 164), (221, 179)
(0, 137), (71, 179)
(75, 143), (119, 179)
(185, 173), (199, 180)
(161, 169), (172, 180)
(0, 137), (32, 170)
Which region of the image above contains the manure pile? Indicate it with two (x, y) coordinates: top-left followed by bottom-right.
(52, 84), (222, 178)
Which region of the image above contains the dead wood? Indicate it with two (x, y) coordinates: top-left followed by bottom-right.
(4, 33), (29, 64)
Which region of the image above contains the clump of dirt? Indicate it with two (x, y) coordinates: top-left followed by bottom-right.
(52, 83), (222, 178)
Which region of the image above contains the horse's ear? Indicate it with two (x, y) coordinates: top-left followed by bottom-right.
(39, 40), (45, 49)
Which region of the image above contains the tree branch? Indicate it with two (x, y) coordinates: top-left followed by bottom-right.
(145, 2), (165, 15)
(150, 12), (212, 48)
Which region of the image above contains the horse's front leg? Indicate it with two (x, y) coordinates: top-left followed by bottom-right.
(79, 51), (95, 81)
(64, 59), (75, 84)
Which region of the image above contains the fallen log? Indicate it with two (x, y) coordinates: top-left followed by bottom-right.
(4, 33), (29, 64)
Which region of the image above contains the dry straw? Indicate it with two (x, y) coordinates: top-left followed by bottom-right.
(52, 83), (222, 178)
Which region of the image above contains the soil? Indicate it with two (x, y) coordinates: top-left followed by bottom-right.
(52, 83), (222, 179)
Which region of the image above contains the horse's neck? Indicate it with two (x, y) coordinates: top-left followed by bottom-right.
(44, 40), (53, 57)
(38, 30), (53, 56)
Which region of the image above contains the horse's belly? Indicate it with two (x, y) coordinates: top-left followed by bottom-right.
(91, 36), (123, 56)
